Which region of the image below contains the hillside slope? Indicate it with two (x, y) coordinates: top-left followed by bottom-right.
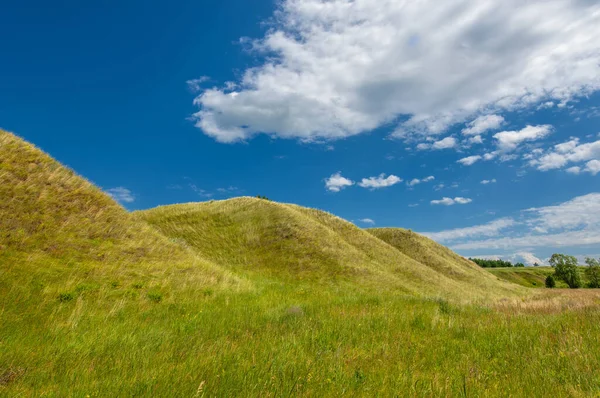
(366, 227), (515, 291)
(0, 129), (232, 304)
(138, 199), (524, 300)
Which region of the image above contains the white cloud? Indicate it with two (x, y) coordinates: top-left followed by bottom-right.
(431, 197), (472, 206)
(566, 166), (581, 174)
(457, 155), (482, 166)
(190, 1), (600, 143)
(423, 218), (515, 242)
(432, 137), (457, 150)
(358, 174), (402, 189)
(584, 159), (600, 175)
(106, 187), (135, 204)
(428, 193), (600, 251)
(530, 138), (600, 172)
(462, 115), (504, 136)
(481, 179), (497, 184)
(514, 252), (546, 266)
(407, 176), (435, 186)
(325, 172), (354, 192)
(186, 76), (210, 92)
(493, 125), (553, 151)
(416, 137), (457, 151)
(359, 218), (375, 225)
(468, 135), (484, 145)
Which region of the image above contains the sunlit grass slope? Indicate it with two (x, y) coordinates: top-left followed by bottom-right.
(2, 130), (600, 396)
(366, 227), (523, 294)
(138, 199), (525, 301)
(0, 129), (234, 305)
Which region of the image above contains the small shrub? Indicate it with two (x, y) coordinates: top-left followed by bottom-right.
(110, 281), (119, 288)
(147, 291), (163, 303)
(132, 282), (144, 289)
(58, 292), (74, 302)
(545, 275), (556, 288)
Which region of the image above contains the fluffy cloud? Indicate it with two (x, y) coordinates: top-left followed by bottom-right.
(358, 174), (402, 189)
(481, 179), (497, 184)
(106, 187), (135, 204)
(358, 218), (376, 225)
(457, 155), (482, 166)
(325, 172), (354, 192)
(530, 138), (600, 172)
(493, 125), (553, 151)
(462, 115), (504, 136)
(407, 176), (435, 186)
(431, 197), (472, 206)
(417, 137), (457, 151)
(191, 0), (600, 143)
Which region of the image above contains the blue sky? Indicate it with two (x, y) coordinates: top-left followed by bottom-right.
(2, 0), (600, 265)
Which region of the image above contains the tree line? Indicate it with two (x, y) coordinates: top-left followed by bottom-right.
(469, 258), (525, 268)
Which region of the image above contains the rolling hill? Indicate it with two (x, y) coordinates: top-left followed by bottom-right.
(137, 199), (524, 301)
(3, 129), (600, 397)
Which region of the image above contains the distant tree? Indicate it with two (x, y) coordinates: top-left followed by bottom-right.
(549, 254), (581, 289)
(585, 257), (600, 288)
(469, 258), (514, 268)
(545, 275), (556, 288)
(534, 262), (540, 267)
(515, 262), (525, 268)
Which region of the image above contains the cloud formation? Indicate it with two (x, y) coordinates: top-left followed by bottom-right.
(106, 187), (135, 204)
(530, 138), (600, 173)
(426, 193), (600, 252)
(431, 197), (473, 206)
(462, 115), (504, 136)
(407, 176), (435, 187)
(192, 0), (600, 143)
(358, 174), (402, 189)
(325, 172), (354, 192)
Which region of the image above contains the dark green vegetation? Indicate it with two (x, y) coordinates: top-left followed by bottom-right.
(2, 129), (600, 396)
(470, 258), (525, 268)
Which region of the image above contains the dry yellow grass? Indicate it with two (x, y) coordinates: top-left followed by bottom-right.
(0, 129), (239, 297)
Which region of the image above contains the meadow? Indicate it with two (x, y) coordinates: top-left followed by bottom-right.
(2, 128), (600, 397)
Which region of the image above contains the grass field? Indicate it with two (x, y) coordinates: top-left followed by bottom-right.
(488, 266), (592, 288)
(2, 129), (600, 396)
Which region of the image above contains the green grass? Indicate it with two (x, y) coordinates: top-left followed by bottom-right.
(138, 200), (524, 301)
(2, 129), (600, 396)
(488, 266), (592, 288)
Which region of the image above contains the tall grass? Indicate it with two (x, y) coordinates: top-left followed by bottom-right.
(2, 129), (600, 396)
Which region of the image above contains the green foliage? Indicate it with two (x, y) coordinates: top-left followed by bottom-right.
(147, 291), (163, 303)
(515, 262), (525, 268)
(550, 254), (581, 289)
(58, 292), (74, 302)
(545, 275), (556, 288)
(469, 258), (515, 268)
(585, 258), (600, 288)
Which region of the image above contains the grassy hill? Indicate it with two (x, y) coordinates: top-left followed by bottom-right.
(0, 129), (231, 291)
(137, 199), (524, 301)
(2, 129), (600, 396)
